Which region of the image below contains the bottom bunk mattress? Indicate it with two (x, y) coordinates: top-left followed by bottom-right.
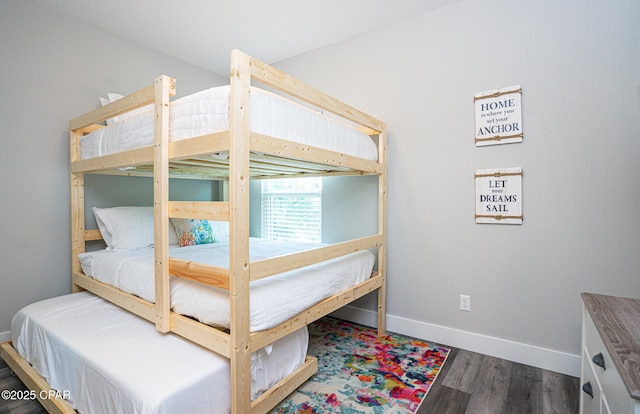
(10, 291), (308, 414)
(78, 237), (376, 332)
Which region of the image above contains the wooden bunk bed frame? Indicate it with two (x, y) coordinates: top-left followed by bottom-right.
(1, 49), (387, 414)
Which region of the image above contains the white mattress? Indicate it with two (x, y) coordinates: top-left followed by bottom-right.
(78, 238), (375, 332)
(81, 85), (378, 161)
(11, 292), (308, 414)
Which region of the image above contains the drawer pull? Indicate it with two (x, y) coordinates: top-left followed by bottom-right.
(592, 352), (606, 370)
(582, 382), (594, 398)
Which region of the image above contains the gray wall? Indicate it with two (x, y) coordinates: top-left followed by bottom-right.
(0, 0), (227, 337)
(274, 0), (640, 375)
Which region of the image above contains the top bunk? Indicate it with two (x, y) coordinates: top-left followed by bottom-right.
(69, 50), (386, 180)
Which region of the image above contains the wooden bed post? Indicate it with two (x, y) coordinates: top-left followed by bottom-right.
(69, 129), (84, 293)
(153, 75), (173, 333)
(377, 125), (388, 337)
(228, 49), (252, 413)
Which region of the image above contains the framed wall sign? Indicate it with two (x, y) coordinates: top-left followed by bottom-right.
(475, 167), (523, 224)
(474, 85), (522, 146)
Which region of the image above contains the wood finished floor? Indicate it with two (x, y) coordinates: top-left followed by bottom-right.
(418, 347), (580, 414)
(0, 356), (46, 414)
(1, 345), (579, 414)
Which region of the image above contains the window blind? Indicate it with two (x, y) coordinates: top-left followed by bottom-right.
(261, 177), (322, 242)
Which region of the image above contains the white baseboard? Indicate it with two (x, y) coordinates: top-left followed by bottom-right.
(0, 330), (10, 343)
(331, 305), (581, 378)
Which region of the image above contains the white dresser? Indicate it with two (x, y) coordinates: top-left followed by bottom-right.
(580, 293), (640, 414)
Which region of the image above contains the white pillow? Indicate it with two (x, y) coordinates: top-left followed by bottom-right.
(208, 220), (229, 241)
(99, 97), (114, 126)
(99, 93), (153, 125)
(93, 206), (178, 250)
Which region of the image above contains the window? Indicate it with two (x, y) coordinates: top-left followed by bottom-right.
(261, 177), (322, 242)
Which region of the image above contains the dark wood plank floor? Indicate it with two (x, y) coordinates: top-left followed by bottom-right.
(1, 345), (579, 413)
(0, 356), (46, 414)
(418, 347), (580, 414)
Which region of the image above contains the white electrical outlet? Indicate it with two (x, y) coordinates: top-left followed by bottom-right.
(460, 295), (471, 311)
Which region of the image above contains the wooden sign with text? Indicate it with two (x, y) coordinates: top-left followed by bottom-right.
(474, 85), (522, 146)
(475, 167), (523, 224)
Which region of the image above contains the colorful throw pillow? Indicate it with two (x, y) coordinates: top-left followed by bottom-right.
(171, 219), (217, 247)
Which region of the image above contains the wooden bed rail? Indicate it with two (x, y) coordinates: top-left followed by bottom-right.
(169, 201), (229, 220)
(77, 235), (381, 294)
(84, 229), (103, 241)
(250, 234), (383, 281)
(69, 79), (176, 131)
(170, 259), (230, 289)
(0, 343), (76, 414)
(171, 233), (383, 291)
(248, 55), (384, 135)
(250, 272), (384, 352)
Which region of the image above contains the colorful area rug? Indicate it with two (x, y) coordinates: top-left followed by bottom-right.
(272, 317), (450, 413)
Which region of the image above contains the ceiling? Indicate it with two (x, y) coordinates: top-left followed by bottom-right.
(28, 0), (460, 76)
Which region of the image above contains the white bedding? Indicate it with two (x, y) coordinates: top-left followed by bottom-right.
(78, 238), (375, 332)
(81, 85), (378, 161)
(11, 292), (308, 414)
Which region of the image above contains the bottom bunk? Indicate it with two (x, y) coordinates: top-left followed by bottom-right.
(1, 292), (315, 414)
(77, 234), (376, 331)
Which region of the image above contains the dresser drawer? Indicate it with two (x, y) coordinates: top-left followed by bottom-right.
(581, 293), (640, 414)
(580, 347), (601, 414)
(583, 310), (634, 413)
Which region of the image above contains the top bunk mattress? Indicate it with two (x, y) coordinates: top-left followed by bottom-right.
(78, 237), (376, 332)
(80, 85), (379, 161)
(11, 291), (308, 414)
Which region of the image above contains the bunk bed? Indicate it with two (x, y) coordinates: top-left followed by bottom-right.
(0, 49), (387, 413)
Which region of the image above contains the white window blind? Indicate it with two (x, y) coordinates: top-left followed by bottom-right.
(261, 177), (322, 242)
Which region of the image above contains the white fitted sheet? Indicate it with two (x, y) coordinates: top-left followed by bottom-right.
(78, 238), (375, 332)
(81, 85), (378, 161)
(11, 292), (308, 414)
